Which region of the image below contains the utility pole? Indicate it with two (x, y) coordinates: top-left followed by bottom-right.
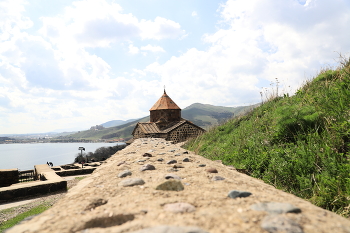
(78, 147), (85, 162)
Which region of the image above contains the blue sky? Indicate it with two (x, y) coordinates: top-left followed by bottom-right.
(1, 0), (350, 134)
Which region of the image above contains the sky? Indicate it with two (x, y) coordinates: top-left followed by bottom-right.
(1, 0), (350, 134)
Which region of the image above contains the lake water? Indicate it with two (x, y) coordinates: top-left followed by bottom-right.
(0, 143), (125, 171)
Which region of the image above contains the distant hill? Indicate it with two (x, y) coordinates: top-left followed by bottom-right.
(0, 137), (15, 142)
(101, 119), (138, 128)
(182, 103), (257, 128)
(60, 103), (258, 141)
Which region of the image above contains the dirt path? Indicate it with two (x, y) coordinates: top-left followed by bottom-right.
(6, 138), (350, 233)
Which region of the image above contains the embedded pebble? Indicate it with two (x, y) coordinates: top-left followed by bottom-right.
(157, 158), (164, 162)
(118, 170), (132, 178)
(142, 153), (152, 157)
(205, 168), (218, 173)
(165, 174), (181, 180)
(198, 164), (206, 167)
(212, 176), (225, 181)
(164, 202), (196, 213)
(168, 149), (176, 152)
(117, 161), (125, 166)
(158, 153), (166, 155)
(183, 151), (189, 154)
(140, 164), (156, 171)
(182, 158), (190, 162)
(167, 160), (177, 164)
(147, 150), (154, 153)
(175, 153), (181, 156)
(137, 160), (146, 163)
(228, 190), (252, 199)
(251, 202), (301, 214)
(119, 178), (145, 187)
(156, 180), (184, 191)
(173, 165), (184, 168)
(84, 198), (108, 211)
(130, 225), (208, 233)
(261, 215), (304, 233)
(167, 168), (179, 172)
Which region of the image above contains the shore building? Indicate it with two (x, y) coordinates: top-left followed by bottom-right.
(129, 90), (205, 144)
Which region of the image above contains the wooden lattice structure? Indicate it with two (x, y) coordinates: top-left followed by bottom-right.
(130, 90), (205, 144)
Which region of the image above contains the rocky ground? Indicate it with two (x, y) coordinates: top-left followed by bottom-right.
(6, 138), (350, 233)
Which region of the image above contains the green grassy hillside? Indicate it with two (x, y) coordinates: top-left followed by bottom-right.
(185, 59), (350, 217)
(61, 103), (256, 140)
(182, 103), (257, 128)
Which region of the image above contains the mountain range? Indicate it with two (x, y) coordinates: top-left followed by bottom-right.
(59, 103), (258, 141)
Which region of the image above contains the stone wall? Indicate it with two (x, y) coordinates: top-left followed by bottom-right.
(55, 167), (96, 177)
(0, 169), (18, 187)
(150, 109), (181, 122)
(6, 138), (350, 233)
(0, 164), (67, 203)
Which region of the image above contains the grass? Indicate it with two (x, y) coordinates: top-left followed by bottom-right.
(74, 176), (86, 181)
(0, 204), (51, 232)
(185, 58), (350, 217)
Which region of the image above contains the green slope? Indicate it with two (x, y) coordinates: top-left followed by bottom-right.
(185, 59), (350, 217)
(182, 103), (258, 128)
(61, 103), (256, 140)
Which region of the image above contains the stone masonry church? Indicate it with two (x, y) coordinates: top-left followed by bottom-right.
(130, 90), (205, 144)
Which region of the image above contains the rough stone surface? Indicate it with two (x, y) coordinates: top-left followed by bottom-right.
(117, 161), (125, 166)
(165, 174), (181, 180)
(117, 170), (132, 178)
(142, 153), (152, 157)
(261, 215), (304, 233)
(205, 168), (218, 173)
(119, 178), (145, 187)
(7, 138), (350, 233)
(212, 176), (225, 181)
(167, 160), (177, 164)
(164, 203), (196, 213)
(228, 190), (252, 199)
(130, 225), (208, 233)
(251, 202), (302, 215)
(84, 198), (108, 211)
(155, 180), (184, 191)
(140, 164), (156, 171)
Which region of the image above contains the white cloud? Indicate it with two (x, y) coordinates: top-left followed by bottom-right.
(138, 0), (350, 107)
(141, 44), (165, 53)
(128, 44), (139, 54)
(40, 1), (185, 48)
(1, 0), (350, 134)
(191, 11), (198, 17)
(139, 17), (185, 40)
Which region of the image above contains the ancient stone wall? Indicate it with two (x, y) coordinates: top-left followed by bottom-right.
(150, 109), (181, 122)
(6, 138), (350, 233)
(0, 169), (18, 187)
(0, 165), (67, 202)
(133, 127), (145, 139)
(167, 123), (204, 143)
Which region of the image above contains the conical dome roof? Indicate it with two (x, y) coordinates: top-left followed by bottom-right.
(149, 90), (181, 111)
